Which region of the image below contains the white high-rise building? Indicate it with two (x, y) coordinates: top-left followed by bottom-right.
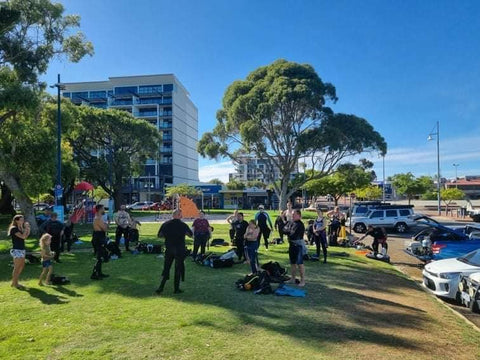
(62, 74), (198, 202)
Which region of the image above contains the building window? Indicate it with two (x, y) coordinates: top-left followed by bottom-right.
(114, 86), (137, 95)
(89, 90), (107, 98)
(139, 85), (162, 94)
(63, 92), (71, 98)
(163, 96), (172, 104)
(107, 90), (113, 97)
(72, 92), (89, 99)
(163, 84), (173, 92)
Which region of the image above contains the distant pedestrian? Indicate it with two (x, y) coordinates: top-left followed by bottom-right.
(9, 215), (30, 289)
(255, 205), (273, 250)
(38, 233), (54, 286)
(60, 219), (74, 253)
(192, 211), (211, 259)
(156, 209), (193, 295)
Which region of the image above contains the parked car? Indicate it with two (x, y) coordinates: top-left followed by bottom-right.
(349, 201), (390, 218)
(33, 202), (51, 211)
(126, 201), (154, 210)
(423, 248), (480, 301)
(404, 216), (480, 262)
(346, 205), (415, 233)
(142, 202), (161, 211)
(458, 272), (480, 312)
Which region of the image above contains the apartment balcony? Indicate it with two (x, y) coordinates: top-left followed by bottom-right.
(159, 123), (172, 129)
(110, 99), (133, 106)
(133, 110), (158, 117)
(160, 147), (173, 153)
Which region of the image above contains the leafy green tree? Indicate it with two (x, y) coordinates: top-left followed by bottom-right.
(246, 180), (266, 189)
(226, 180), (246, 190)
(0, 0), (93, 233)
(64, 103), (161, 211)
(441, 188), (465, 214)
(198, 59), (386, 209)
(355, 185), (383, 200)
(303, 163), (374, 205)
(390, 173), (432, 204)
(208, 178), (224, 185)
(165, 184), (201, 198)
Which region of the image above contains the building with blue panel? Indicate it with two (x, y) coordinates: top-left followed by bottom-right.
(62, 74), (198, 202)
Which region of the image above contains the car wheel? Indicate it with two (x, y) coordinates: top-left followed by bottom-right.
(354, 223), (366, 233)
(395, 222), (408, 233)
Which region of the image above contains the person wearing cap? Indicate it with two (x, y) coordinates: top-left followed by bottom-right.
(254, 205), (273, 250)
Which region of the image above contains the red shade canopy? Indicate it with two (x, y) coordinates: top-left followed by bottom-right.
(74, 181), (94, 191)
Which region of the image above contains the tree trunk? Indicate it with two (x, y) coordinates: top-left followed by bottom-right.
(0, 182), (16, 215)
(113, 188), (123, 212)
(277, 178), (290, 211)
(0, 171), (39, 236)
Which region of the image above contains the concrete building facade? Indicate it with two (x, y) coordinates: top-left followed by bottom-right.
(62, 74), (198, 201)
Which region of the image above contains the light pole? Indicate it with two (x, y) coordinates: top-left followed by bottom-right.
(453, 163), (459, 187)
(382, 155), (386, 203)
(50, 74), (65, 206)
(428, 121), (441, 215)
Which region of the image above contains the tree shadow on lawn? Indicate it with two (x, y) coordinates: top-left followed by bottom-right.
(0, 250), (441, 351)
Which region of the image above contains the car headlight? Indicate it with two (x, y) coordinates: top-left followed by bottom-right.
(439, 272), (461, 279)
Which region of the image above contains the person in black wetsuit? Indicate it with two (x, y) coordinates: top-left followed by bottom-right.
(90, 205), (109, 280)
(233, 212), (249, 262)
(155, 209), (193, 295)
(255, 205), (273, 250)
(358, 225), (388, 255)
(284, 209), (306, 286)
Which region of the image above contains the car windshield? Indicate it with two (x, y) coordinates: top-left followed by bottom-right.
(458, 250), (480, 266)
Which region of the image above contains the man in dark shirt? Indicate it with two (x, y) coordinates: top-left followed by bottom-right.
(40, 212), (64, 263)
(233, 212), (249, 262)
(255, 205), (273, 250)
(284, 209), (306, 287)
(156, 209), (193, 295)
(359, 225), (387, 255)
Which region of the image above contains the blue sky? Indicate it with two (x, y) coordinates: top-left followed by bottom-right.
(43, 0), (480, 183)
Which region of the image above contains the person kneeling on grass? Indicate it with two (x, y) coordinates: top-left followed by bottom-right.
(284, 210), (306, 287)
(39, 233), (54, 285)
(358, 225), (388, 256)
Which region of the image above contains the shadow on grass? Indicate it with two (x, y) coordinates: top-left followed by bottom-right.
(0, 246), (441, 351)
(21, 287), (69, 305)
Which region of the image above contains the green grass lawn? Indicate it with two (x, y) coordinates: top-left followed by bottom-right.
(1, 223), (480, 359)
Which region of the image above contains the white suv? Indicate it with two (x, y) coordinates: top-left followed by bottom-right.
(348, 206), (415, 233)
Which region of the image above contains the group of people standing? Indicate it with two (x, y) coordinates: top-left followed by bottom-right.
(227, 203), (308, 287)
(8, 201), (349, 294)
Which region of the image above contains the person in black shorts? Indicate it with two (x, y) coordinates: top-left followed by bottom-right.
(358, 225), (388, 255)
(156, 209), (193, 295)
(91, 205), (109, 280)
(233, 212), (249, 262)
(284, 210), (306, 286)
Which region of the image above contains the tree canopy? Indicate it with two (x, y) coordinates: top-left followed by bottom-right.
(0, 0), (93, 232)
(198, 59), (386, 209)
(62, 103), (161, 211)
(165, 184), (201, 198)
(390, 173), (433, 204)
(302, 162), (375, 205)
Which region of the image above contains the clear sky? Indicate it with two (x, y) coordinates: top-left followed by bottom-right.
(43, 0), (480, 183)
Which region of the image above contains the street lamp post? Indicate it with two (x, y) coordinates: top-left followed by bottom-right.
(51, 74), (65, 206)
(453, 163), (459, 188)
(428, 121), (441, 215)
